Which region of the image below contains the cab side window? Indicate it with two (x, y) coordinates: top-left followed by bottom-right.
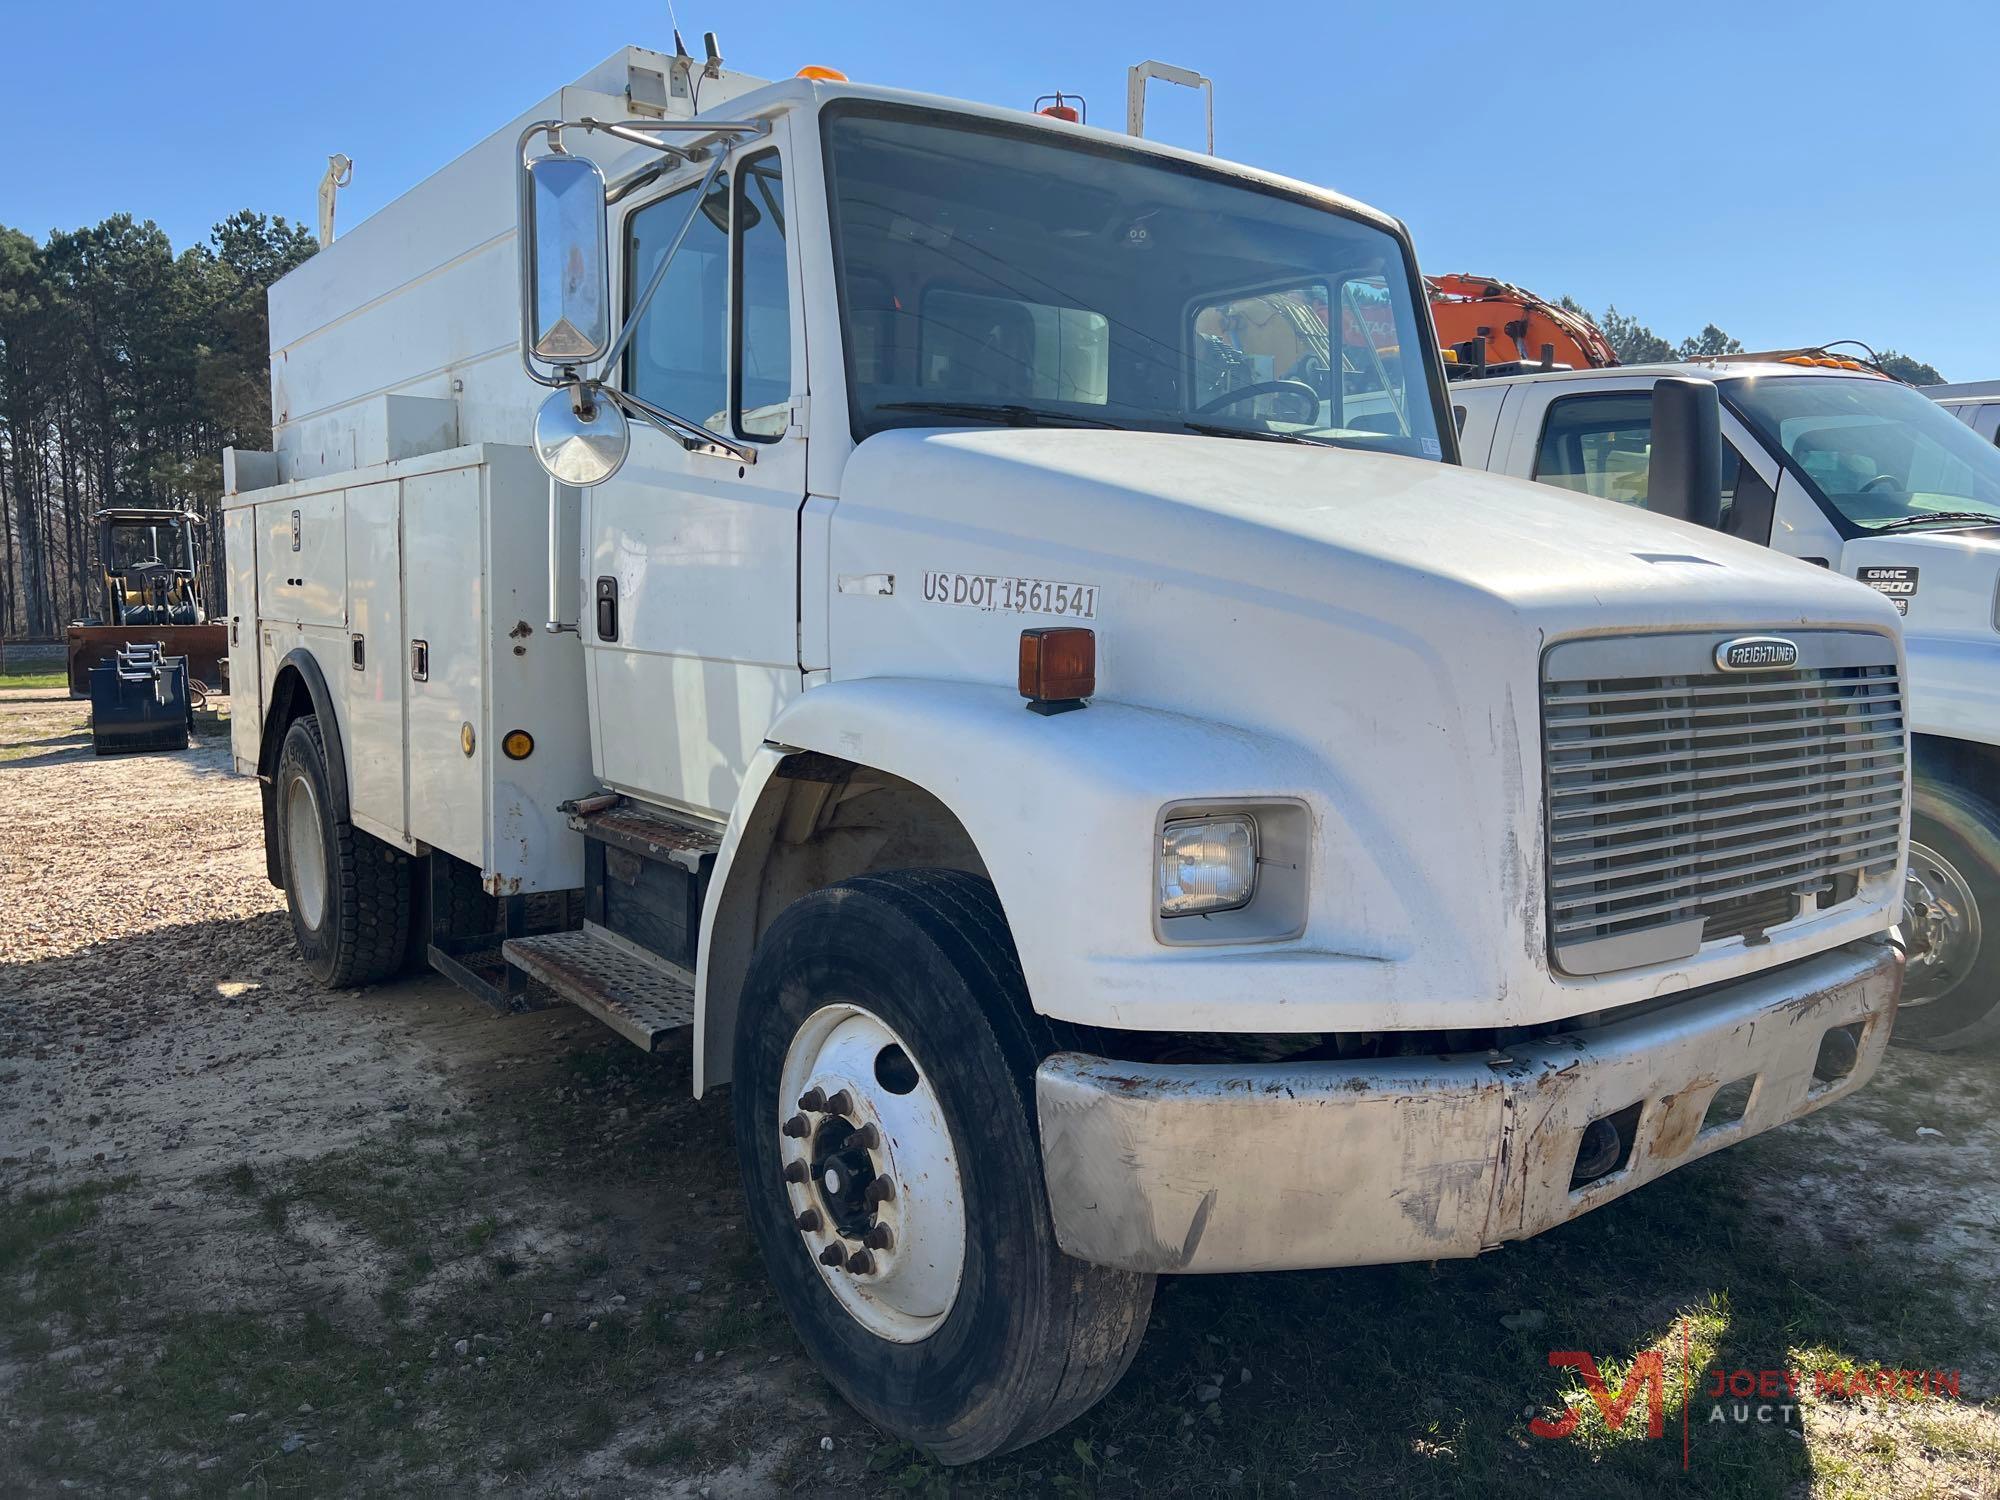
(1533, 394), (1656, 507)
(626, 174), (731, 435)
(1532, 392), (1746, 521)
(734, 152), (791, 440)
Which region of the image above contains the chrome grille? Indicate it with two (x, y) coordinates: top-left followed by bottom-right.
(1541, 631), (1906, 976)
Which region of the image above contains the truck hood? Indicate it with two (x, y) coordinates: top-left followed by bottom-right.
(823, 427), (1903, 1030)
(837, 427), (1901, 634)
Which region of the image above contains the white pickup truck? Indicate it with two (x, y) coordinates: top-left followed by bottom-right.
(1455, 361), (1998, 1049)
(222, 45), (1909, 1458)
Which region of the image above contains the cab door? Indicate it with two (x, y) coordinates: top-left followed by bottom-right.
(586, 122), (807, 819)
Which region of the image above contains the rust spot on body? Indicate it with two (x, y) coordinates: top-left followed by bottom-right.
(1650, 1075), (1718, 1159)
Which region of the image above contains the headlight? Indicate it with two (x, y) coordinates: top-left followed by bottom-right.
(1158, 815), (1258, 917)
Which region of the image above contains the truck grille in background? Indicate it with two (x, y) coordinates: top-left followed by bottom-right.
(1542, 632), (1905, 977)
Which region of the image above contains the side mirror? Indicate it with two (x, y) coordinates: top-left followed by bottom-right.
(1648, 377), (1723, 529)
(521, 153), (611, 365)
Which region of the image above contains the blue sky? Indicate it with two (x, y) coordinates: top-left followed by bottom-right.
(5, 0), (1995, 377)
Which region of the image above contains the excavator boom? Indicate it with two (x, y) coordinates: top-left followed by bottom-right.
(1427, 273), (1619, 378)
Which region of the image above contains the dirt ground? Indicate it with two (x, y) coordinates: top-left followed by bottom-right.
(2, 684), (1997, 1498)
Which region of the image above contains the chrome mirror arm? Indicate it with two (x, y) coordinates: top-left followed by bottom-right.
(604, 385), (758, 464)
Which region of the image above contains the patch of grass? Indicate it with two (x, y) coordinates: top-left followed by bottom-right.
(221, 1162), (257, 1196)
(0, 666), (68, 691)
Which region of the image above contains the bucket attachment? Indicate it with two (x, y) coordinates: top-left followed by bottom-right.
(88, 643), (193, 755)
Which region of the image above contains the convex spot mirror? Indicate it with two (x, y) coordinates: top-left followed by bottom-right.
(524, 153), (611, 365)
(533, 387), (629, 487)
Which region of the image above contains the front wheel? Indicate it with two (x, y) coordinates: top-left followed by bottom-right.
(1892, 776), (2000, 1051)
(733, 870), (1154, 1464)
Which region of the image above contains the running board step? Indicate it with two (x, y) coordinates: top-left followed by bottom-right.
(501, 929), (694, 1052)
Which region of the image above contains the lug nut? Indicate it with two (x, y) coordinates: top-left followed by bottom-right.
(863, 1178), (895, 1205)
(818, 1244), (847, 1268)
(863, 1224), (894, 1251)
(825, 1089), (854, 1115)
(782, 1159), (808, 1184)
(795, 1208), (823, 1233)
(845, 1249), (877, 1275)
(848, 1122), (880, 1151)
(781, 1113), (811, 1139)
(798, 1087), (827, 1112)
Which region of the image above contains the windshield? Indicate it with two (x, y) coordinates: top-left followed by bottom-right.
(106, 518), (188, 572)
(1727, 375), (2000, 531)
(822, 104), (1450, 460)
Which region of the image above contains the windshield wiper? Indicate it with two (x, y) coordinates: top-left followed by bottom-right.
(1180, 420), (1332, 446)
(875, 400), (1123, 430)
(1867, 510), (2000, 533)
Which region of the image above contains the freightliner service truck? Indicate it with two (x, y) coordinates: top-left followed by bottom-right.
(224, 44), (1911, 1458)
(1455, 360), (1998, 1050)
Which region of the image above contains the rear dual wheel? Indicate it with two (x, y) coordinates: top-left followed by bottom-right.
(275, 715), (412, 988)
(733, 870), (1154, 1464)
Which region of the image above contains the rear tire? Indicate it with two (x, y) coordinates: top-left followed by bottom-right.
(733, 869), (1154, 1464)
(276, 715), (412, 988)
(1892, 774), (2000, 1051)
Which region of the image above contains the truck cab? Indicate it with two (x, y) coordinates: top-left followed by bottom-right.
(226, 47), (1910, 1460)
(1455, 361), (2000, 1048)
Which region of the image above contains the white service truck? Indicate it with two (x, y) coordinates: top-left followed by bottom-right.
(224, 46), (1911, 1459)
(1455, 361), (1999, 1050)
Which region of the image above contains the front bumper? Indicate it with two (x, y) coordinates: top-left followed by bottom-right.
(1035, 938), (1901, 1273)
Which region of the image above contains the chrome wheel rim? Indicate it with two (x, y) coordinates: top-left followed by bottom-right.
(1896, 839), (1980, 1007)
(777, 1003), (965, 1343)
(285, 773), (328, 930)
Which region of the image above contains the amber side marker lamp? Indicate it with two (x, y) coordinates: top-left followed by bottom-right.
(1019, 628), (1094, 715)
(502, 729), (535, 761)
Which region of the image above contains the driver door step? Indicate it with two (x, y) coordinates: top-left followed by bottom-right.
(501, 927), (695, 1051)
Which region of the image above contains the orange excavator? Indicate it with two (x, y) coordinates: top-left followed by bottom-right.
(1426, 273), (1618, 380)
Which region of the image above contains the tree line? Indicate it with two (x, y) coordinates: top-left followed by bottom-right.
(1563, 297), (1945, 386)
(0, 212), (316, 641)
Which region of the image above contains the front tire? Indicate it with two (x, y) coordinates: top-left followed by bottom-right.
(275, 715), (412, 988)
(732, 870), (1154, 1464)
(1892, 775), (2000, 1051)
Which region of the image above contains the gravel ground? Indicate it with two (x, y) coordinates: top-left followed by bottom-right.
(2, 685), (1997, 1498)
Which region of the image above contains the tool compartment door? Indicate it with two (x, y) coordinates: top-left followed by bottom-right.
(402, 464), (486, 866)
(343, 480), (410, 844)
(224, 505), (261, 773)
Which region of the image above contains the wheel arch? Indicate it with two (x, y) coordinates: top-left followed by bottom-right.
(1914, 732), (2000, 798)
(691, 677), (1326, 1095)
(257, 647), (352, 887)
(694, 745), (988, 1095)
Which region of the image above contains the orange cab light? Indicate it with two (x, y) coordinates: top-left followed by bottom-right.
(796, 65), (848, 81)
(1019, 628), (1095, 714)
(1040, 103), (1081, 122)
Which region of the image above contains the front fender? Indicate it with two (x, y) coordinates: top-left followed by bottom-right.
(693, 677), (1452, 1093)
(1904, 631), (2000, 748)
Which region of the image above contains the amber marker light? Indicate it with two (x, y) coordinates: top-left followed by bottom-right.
(1019, 628), (1095, 715)
(502, 729), (535, 761)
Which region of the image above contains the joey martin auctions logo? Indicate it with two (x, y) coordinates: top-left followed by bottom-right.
(1715, 635), (1799, 672)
